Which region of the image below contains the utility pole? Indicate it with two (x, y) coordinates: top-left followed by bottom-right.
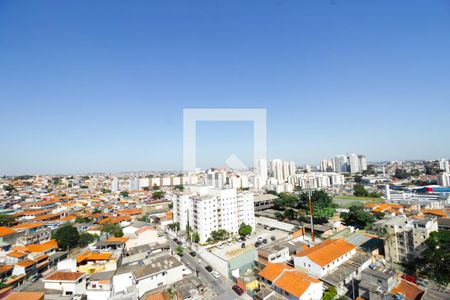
(307, 170), (315, 242)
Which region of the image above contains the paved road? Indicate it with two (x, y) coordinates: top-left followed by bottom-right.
(168, 239), (241, 300)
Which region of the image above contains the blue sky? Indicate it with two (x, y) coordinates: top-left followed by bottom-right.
(1, 0), (449, 175)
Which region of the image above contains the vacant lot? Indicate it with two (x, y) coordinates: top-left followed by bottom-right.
(333, 195), (383, 208)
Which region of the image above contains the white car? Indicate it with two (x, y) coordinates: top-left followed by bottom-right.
(211, 271), (220, 278)
(216, 244), (224, 249)
(226, 241), (232, 246)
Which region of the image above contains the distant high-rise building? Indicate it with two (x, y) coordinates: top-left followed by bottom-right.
(111, 178), (119, 193)
(438, 172), (450, 187)
(333, 155), (348, 173)
(319, 159), (333, 172)
(358, 155), (368, 171)
(257, 159), (268, 182)
(128, 178), (140, 191)
(439, 158), (450, 172)
(348, 154), (360, 174)
(271, 159), (284, 183)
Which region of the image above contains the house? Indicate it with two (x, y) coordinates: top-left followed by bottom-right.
(113, 255), (189, 298)
(86, 270), (115, 300)
(257, 244), (290, 266)
(76, 251), (117, 274)
(125, 226), (167, 252)
(0, 227), (17, 252)
(42, 271), (87, 296)
(358, 267), (398, 300)
(258, 263), (323, 300)
(390, 279), (424, 300)
(293, 239), (356, 277)
(5, 291), (45, 300)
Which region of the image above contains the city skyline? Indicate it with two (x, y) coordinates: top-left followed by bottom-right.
(1, 0), (450, 175)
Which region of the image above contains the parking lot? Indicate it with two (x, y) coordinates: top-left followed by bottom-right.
(210, 226), (289, 260)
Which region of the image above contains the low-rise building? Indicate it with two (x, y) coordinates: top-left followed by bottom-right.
(42, 271), (87, 296)
(258, 263), (323, 300)
(293, 239), (357, 277)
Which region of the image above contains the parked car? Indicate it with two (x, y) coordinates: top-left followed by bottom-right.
(257, 237), (263, 242)
(271, 236), (276, 241)
(416, 278), (428, 287)
(226, 241), (232, 246)
(232, 285), (244, 296)
(216, 244), (224, 249)
(241, 242), (245, 248)
(255, 242), (261, 248)
(401, 274), (416, 283)
(205, 265), (213, 272)
(189, 251), (196, 257)
(263, 238), (268, 244)
(269, 227), (275, 231)
(211, 271), (220, 278)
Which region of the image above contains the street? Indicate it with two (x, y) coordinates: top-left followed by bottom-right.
(168, 239), (243, 300)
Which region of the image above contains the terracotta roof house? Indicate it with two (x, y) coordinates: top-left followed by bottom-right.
(258, 263), (323, 300)
(293, 239), (357, 277)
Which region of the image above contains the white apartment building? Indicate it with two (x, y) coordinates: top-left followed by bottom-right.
(438, 172), (450, 187)
(439, 158), (450, 172)
(173, 186), (255, 243)
(348, 154), (360, 174)
(271, 159), (284, 183)
(374, 216), (438, 263)
(320, 159), (333, 172)
(296, 172), (345, 189)
(332, 154), (368, 173)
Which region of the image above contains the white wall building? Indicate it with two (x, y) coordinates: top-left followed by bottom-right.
(173, 186), (255, 243)
(293, 239), (357, 277)
(42, 271), (87, 297)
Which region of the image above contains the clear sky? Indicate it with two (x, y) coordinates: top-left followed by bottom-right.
(1, 0), (449, 175)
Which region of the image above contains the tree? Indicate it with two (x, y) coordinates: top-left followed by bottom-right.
(0, 214), (16, 226)
(284, 208), (296, 220)
(416, 231), (450, 284)
(354, 175), (363, 183)
(340, 205), (375, 229)
(210, 229), (229, 242)
(310, 205), (335, 224)
(274, 211), (284, 221)
(353, 184), (369, 197)
(152, 191), (165, 200)
(191, 232), (200, 243)
(394, 169), (410, 179)
(273, 193), (298, 210)
(323, 287), (337, 300)
(299, 190), (337, 224)
(75, 216), (91, 223)
(168, 222), (180, 231)
(120, 191), (129, 198)
(79, 232), (97, 247)
(239, 223), (252, 237)
(102, 224), (124, 237)
(53, 224), (80, 250)
(174, 185), (184, 191)
(2, 185), (15, 193)
(176, 245), (184, 255)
